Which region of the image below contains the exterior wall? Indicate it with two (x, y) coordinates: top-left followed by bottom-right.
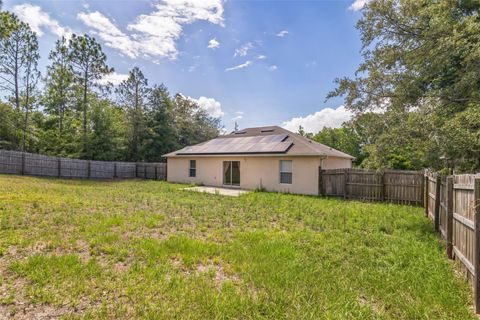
(167, 155), (352, 196)
(321, 157), (352, 170)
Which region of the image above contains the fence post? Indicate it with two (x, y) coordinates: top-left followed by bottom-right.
(474, 178), (480, 313)
(21, 152), (25, 175)
(155, 165), (158, 180)
(434, 175), (441, 232)
(318, 167), (322, 196)
(380, 170), (386, 202)
(343, 168), (348, 199)
(420, 172), (425, 207)
(424, 174), (429, 217)
(57, 157), (61, 178)
(113, 163), (117, 179)
(446, 176), (454, 259)
(144, 163), (147, 179)
(87, 160), (91, 179)
(135, 162), (138, 178)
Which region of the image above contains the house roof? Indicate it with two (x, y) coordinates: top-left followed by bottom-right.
(163, 126), (354, 159)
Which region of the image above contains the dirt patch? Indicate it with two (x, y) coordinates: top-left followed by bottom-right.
(0, 275), (92, 320)
(170, 257), (240, 286)
(358, 295), (384, 315)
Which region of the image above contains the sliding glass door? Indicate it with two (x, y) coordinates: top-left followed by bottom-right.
(223, 161), (240, 186)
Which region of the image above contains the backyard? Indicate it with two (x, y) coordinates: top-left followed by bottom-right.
(0, 175), (475, 319)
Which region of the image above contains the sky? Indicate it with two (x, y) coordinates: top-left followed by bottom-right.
(3, 0), (368, 133)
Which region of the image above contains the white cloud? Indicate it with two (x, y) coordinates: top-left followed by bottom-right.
(234, 42), (253, 57)
(78, 0), (224, 60)
(189, 96), (224, 117)
(78, 11), (139, 58)
(207, 38), (220, 49)
(276, 30), (289, 37)
(268, 65), (278, 71)
(231, 111), (243, 121)
(282, 105), (353, 134)
(257, 55), (266, 60)
(96, 72), (129, 86)
(12, 4), (72, 38)
(225, 60), (252, 72)
(349, 0), (370, 11)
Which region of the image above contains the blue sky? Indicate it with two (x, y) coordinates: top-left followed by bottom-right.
(4, 0), (367, 133)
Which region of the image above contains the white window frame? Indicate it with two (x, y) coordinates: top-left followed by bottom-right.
(189, 160), (196, 177)
(279, 160), (292, 184)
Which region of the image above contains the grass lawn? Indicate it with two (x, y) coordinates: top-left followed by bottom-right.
(0, 175), (475, 319)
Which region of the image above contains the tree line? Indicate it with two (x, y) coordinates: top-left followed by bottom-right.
(310, 0), (480, 173)
(0, 4), (221, 162)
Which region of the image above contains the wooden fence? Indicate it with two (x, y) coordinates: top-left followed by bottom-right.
(319, 168), (424, 205)
(426, 172), (480, 312)
(0, 150), (167, 180)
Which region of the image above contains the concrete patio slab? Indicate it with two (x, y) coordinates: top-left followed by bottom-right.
(183, 186), (248, 197)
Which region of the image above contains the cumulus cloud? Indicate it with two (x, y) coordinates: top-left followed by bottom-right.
(257, 54), (266, 60)
(234, 42), (253, 57)
(349, 0), (370, 11)
(96, 72), (129, 86)
(225, 60), (252, 72)
(282, 105), (353, 134)
(77, 11), (139, 58)
(207, 38), (220, 49)
(12, 4), (72, 38)
(189, 96), (224, 118)
(276, 30), (289, 37)
(78, 0), (224, 60)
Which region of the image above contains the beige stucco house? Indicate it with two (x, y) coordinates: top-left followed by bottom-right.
(163, 126), (353, 195)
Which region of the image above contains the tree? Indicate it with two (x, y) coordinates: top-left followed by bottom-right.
(313, 126), (362, 164)
(0, 15), (40, 150)
(0, 101), (17, 149)
(328, 0), (480, 113)
(0, 2), (17, 40)
(143, 84), (176, 161)
(297, 125), (313, 139)
(172, 94), (221, 147)
(85, 98), (125, 161)
(116, 67), (149, 161)
(20, 41), (40, 151)
(0, 14), (38, 112)
(44, 37), (75, 133)
(68, 34), (112, 155)
(328, 0), (480, 171)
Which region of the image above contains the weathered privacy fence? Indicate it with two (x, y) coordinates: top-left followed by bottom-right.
(426, 172), (480, 312)
(319, 168), (424, 205)
(0, 150), (167, 180)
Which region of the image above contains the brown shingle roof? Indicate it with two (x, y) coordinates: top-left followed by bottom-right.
(163, 126), (354, 159)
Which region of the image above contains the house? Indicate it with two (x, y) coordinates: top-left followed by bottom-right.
(163, 126), (353, 195)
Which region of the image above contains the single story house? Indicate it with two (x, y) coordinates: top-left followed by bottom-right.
(163, 126), (354, 195)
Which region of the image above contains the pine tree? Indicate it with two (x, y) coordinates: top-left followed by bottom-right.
(68, 34), (112, 156)
(116, 67), (149, 161)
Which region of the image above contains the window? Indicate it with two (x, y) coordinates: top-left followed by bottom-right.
(189, 160), (196, 177)
(279, 160), (292, 184)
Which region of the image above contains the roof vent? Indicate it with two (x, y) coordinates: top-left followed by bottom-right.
(234, 131), (246, 134)
(261, 129), (275, 133)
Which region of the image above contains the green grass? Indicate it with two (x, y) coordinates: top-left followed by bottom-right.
(0, 175), (475, 319)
